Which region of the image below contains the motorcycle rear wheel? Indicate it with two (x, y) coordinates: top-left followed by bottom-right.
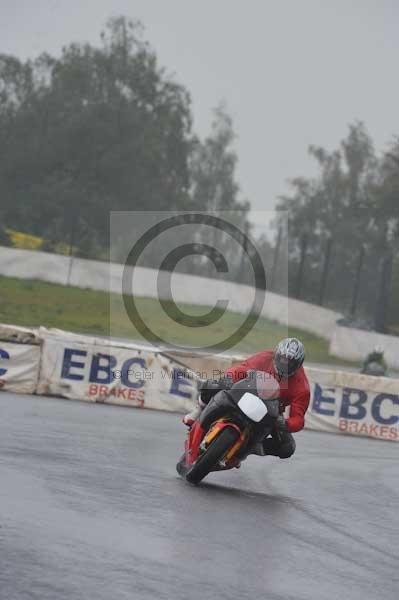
(186, 426), (240, 485)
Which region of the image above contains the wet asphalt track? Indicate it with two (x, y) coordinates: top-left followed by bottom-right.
(0, 392), (398, 600)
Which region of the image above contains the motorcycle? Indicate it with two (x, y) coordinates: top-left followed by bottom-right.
(176, 370), (281, 484)
(361, 361), (387, 377)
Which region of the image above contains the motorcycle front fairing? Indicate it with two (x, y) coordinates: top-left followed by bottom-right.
(226, 372), (280, 440)
(180, 372), (281, 477)
(199, 384), (279, 454)
(199, 389), (237, 431)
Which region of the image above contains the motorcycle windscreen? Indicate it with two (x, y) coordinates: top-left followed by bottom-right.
(237, 392), (268, 422)
(251, 370), (280, 400)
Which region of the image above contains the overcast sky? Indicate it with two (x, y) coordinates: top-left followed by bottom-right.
(1, 0), (398, 218)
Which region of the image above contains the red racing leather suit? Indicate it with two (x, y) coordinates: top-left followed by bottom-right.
(225, 350), (310, 433)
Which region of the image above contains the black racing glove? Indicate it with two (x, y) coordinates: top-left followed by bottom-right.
(275, 415), (288, 430)
(274, 415), (289, 441)
(199, 376), (233, 404)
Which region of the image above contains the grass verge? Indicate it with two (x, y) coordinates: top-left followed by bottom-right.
(0, 275), (358, 366)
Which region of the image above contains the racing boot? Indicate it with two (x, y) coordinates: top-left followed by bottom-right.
(250, 442), (267, 456)
(182, 397), (206, 427)
(236, 442), (266, 460)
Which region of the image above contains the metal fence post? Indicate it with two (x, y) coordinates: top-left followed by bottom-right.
(318, 236), (332, 306)
(270, 226), (282, 291)
(238, 220), (249, 283)
(350, 245), (365, 318)
(66, 207), (77, 286)
(374, 251), (393, 332)
(295, 233), (308, 299)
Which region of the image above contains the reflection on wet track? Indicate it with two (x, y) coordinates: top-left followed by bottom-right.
(0, 393), (397, 600)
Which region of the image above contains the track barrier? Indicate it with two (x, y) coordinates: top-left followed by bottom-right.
(0, 323), (397, 441)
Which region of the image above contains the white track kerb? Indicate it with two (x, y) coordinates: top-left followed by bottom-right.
(0, 323), (398, 442)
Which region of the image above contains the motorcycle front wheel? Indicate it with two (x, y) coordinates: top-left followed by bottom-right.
(185, 426), (240, 485)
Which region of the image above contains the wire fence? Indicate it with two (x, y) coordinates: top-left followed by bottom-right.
(270, 229), (398, 334)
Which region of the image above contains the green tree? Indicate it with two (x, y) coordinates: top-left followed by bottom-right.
(276, 122), (391, 321)
(0, 17), (193, 256)
(189, 104), (252, 282)
(190, 104), (248, 213)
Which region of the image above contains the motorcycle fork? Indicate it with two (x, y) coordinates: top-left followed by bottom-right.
(185, 420), (205, 466)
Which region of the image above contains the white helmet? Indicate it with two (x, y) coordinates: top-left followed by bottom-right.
(274, 338), (305, 378)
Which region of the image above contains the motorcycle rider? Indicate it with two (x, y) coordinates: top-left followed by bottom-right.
(361, 345), (387, 376)
(183, 337), (310, 459)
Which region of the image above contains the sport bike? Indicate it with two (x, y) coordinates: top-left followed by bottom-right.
(176, 371), (280, 484)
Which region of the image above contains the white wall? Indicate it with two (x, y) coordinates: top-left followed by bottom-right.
(1, 246), (341, 340)
(330, 325), (399, 370)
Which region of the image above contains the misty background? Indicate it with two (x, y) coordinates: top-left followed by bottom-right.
(1, 0), (398, 211)
(1, 0), (398, 332)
